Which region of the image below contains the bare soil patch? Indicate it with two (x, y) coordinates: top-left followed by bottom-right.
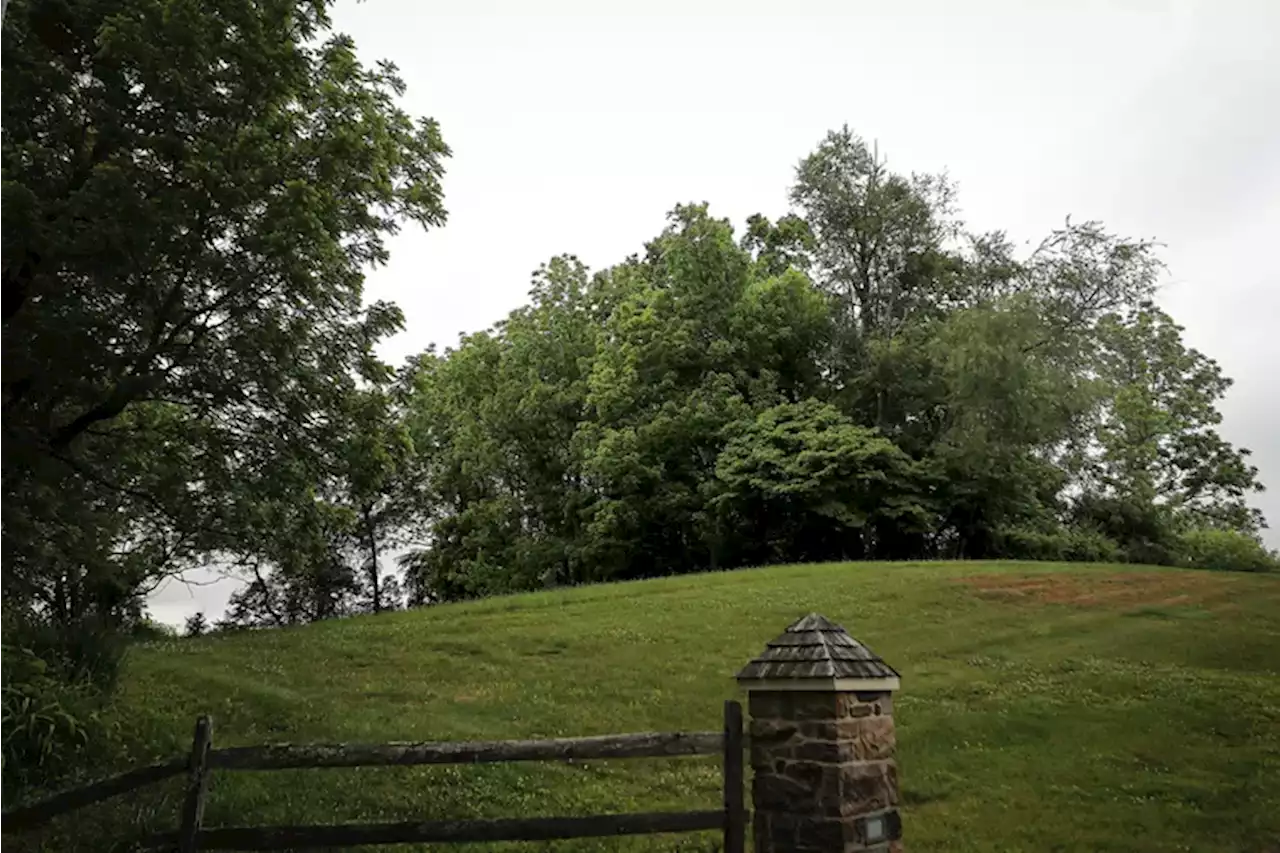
(955, 571), (1237, 610)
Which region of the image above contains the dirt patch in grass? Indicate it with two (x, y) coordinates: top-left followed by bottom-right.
(956, 571), (1237, 610)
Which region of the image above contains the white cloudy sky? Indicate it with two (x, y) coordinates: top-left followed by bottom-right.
(146, 0), (1280, 626)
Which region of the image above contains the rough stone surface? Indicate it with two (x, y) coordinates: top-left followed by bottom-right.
(748, 689), (901, 852)
(842, 692), (892, 717)
(847, 716), (896, 762)
(766, 813), (848, 850)
(750, 691), (840, 722)
(749, 691), (892, 724)
(838, 760), (898, 813)
(750, 717), (897, 767)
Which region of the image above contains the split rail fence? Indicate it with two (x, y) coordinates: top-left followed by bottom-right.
(2, 700), (747, 852)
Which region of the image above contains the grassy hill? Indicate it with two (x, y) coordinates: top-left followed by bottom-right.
(71, 562), (1280, 850)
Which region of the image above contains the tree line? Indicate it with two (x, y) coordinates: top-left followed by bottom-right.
(217, 126), (1278, 621)
(1, 0), (1274, 801)
(386, 140), (1274, 606)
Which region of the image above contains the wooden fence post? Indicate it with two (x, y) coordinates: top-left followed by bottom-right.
(178, 715), (213, 853)
(722, 699), (746, 853)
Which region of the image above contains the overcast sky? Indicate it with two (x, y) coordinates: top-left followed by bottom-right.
(146, 0), (1280, 626)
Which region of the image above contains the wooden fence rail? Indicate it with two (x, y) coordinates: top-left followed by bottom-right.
(3, 701), (747, 852)
(143, 811), (728, 850)
(207, 729), (724, 770)
(1, 758), (189, 832)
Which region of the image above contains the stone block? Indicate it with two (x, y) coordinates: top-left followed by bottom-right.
(838, 760), (899, 814)
(757, 761), (873, 819)
(844, 715), (896, 761)
(754, 719), (896, 765)
(791, 738), (844, 764)
(766, 812), (852, 851)
(751, 691), (842, 722)
(838, 697), (874, 719)
(837, 692), (892, 718)
(752, 718), (802, 740)
(754, 773), (804, 813)
(752, 738), (800, 772)
(781, 758), (836, 799)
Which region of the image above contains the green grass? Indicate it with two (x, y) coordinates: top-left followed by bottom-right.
(85, 563), (1280, 850)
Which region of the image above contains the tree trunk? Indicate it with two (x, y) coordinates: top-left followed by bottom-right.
(53, 574), (69, 626)
(363, 506), (381, 613)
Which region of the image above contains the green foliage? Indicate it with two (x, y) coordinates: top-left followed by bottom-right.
(229, 381), (427, 621)
(1177, 528), (1278, 573)
(790, 125), (962, 346)
(713, 400), (930, 565)
(6, 613), (131, 695)
(402, 208), (846, 599)
(1, 645), (115, 798)
(399, 132), (1267, 596)
(401, 256), (604, 601)
(993, 525), (1123, 564)
(130, 619), (177, 642)
(1087, 303), (1265, 533)
(2, 0), (449, 606)
(1070, 494), (1180, 567)
(5, 0), (1272, 801)
(2, 0), (448, 791)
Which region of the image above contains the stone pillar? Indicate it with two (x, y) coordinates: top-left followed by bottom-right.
(736, 614), (902, 853)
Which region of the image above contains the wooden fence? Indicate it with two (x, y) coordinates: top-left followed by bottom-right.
(2, 700), (747, 852)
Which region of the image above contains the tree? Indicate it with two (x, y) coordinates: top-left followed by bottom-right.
(336, 385), (420, 613)
(740, 213), (815, 278)
(713, 400), (931, 566)
(578, 205), (835, 578)
(211, 375), (426, 626)
(1085, 302), (1265, 534)
(2, 0), (448, 634)
(400, 206), (837, 597)
(396, 133), (1270, 592)
(401, 257), (606, 602)
(925, 297), (1089, 550)
(790, 126), (961, 348)
(2, 0), (448, 792)
(183, 612), (208, 638)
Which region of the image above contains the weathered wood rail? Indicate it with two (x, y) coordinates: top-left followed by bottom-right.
(146, 811), (729, 850)
(2, 701), (747, 852)
(207, 729), (725, 770)
(1, 758), (190, 832)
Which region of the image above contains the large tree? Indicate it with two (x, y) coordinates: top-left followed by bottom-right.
(790, 127), (961, 348)
(1082, 302), (1266, 534)
(2, 0), (447, 650)
(401, 257), (611, 601)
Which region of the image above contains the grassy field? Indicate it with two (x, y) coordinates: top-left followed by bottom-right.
(58, 562), (1280, 850)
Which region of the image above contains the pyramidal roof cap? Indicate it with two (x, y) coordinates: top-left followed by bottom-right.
(735, 613), (900, 691)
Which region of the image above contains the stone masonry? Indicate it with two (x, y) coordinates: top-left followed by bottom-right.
(748, 690), (901, 853)
(737, 614), (903, 853)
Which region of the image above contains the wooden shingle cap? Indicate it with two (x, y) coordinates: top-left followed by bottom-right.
(736, 613), (900, 692)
